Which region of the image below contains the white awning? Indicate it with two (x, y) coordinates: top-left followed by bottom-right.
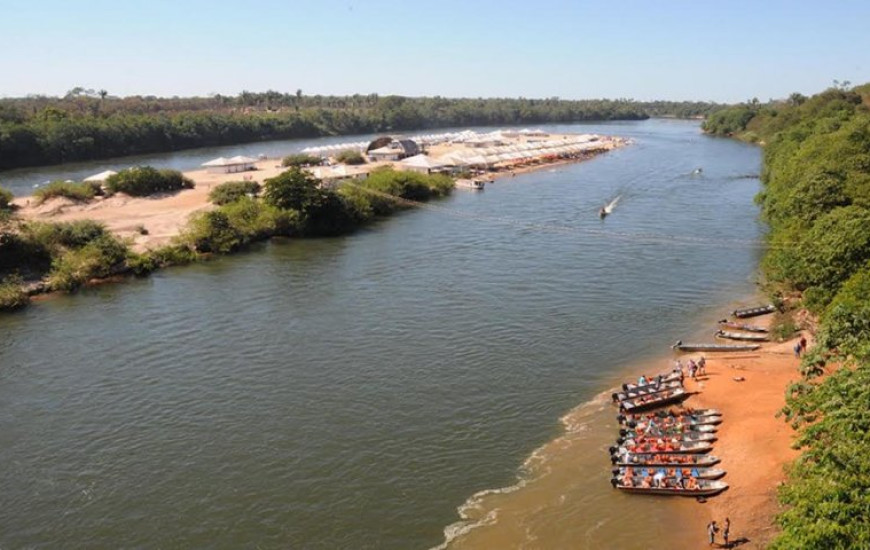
(83, 169), (117, 182)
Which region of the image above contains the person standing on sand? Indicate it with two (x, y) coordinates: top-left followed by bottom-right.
(794, 342), (802, 358)
(707, 520), (719, 546)
(800, 336), (807, 352)
(723, 517), (731, 546)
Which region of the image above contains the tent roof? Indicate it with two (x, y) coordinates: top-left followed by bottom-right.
(83, 169), (117, 182)
(400, 154), (446, 169)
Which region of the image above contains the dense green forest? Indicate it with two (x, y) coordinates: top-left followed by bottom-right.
(706, 83), (870, 548)
(0, 89), (720, 170)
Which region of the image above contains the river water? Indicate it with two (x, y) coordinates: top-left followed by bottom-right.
(0, 120), (763, 549)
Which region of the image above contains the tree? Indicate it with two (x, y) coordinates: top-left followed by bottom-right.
(263, 167), (322, 212)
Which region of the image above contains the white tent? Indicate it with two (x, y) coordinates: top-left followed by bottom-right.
(83, 170), (117, 182)
(400, 154), (447, 174)
(202, 155), (257, 174)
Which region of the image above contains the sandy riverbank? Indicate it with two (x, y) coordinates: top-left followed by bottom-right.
(677, 318), (807, 548)
(10, 133), (626, 252)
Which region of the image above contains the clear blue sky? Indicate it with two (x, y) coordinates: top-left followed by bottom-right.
(1, 0), (867, 102)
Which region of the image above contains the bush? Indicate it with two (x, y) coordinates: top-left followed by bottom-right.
(33, 180), (97, 205)
(0, 275), (28, 310)
(184, 198), (301, 253)
(104, 166), (194, 196)
(208, 180), (262, 205)
(23, 219), (110, 251)
(0, 186), (13, 210)
(47, 234), (130, 291)
(335, 150), (365, 165)
(282, 153), (322, 167)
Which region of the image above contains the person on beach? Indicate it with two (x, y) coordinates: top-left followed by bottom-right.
(688, 360), (697, 379)
(794, 342), (802, 358)
(800, 336), (807, 352)
(723, 517), (731, 546)
(698, 356), (706, 374)
(707, 520), (719, 546)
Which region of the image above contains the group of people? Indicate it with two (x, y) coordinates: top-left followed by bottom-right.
(707, 517), (731, 547)
(674, 356), (706, 379)
(624, 436), (683, 453)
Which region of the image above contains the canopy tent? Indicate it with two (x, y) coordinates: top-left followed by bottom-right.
(202, 155), (257, 173)
(83, 170), (117, 182)
(400, 154), (447, 172)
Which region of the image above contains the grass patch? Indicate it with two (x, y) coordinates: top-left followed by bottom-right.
(33, 181), (99, 205)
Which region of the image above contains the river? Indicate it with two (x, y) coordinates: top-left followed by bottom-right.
(0, 119), (763, 549)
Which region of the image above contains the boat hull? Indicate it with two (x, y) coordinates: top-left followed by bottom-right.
(672, 340), (760, 352)
(732, 304), (776, 318)
(611, 453), (721, 467)
(715, 330), (768, 342)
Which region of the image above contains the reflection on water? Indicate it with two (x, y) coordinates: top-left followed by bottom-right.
(0, 120), (762, 549)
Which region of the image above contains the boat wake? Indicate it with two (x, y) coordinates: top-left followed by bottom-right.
(603, 195), (621, 214)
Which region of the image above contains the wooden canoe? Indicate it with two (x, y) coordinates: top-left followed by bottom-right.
(672, 340), (760, 352)
(622, 371), (683, 392)
(715, 330), (769, 342)
(618, 431), (717, 444)
(718, 319), (768, 333)
(732, 304), (776, 318)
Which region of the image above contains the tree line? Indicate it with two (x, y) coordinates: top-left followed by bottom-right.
(706, 81), (870, 548)
(0, 90), (722, 170)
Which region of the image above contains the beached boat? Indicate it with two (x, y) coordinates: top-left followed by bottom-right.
(618, 387), (689, 413)
(613, 466), (726, 480)
(718, 319), (768, 333)
(610, 452), (721, 467)
(611, 439), (713, 455)
(621, 371), (683, 392)
(732, 304), (776, 318)
(612, 380), (683, 403)
(672, 340), (760, 352)
(619, 423), (717, 437)
(621, 408), (722, 421)
(715, 330), (769, 342)
(611, 478), (728, 497)
(617, 431), (717, 444)
(620, 415), (723, 430)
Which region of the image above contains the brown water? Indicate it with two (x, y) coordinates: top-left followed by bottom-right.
(0, 120), (763, 549)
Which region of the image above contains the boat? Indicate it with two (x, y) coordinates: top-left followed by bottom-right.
(599, 195), (620, 219)
(611, 439), (713, 455)
(610, 452), (721, 467)
(619, 423), (718, 437)
(621, 371), (683, 392)
(672, 340), (760, 352)
(613, 466), (726, 480)
(618, 387), (689, 413)
(621, 407), (722, 421)
(715, 330), (768, 342)
(455, 178), (485, 190)
(617, 432), (717, 444)
(611, 478), (728, 497)
(620, 414), (723, 429)
(732, 304), (776, 318)
(718, 319), (768, 333)
(612, 380), (683, 403)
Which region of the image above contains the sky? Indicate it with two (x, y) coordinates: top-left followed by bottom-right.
(1, 0), (868, 103)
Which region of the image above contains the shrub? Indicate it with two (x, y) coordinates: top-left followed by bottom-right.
(33, 180), (97, 205)
(47, 234), (130, 291)
(104, 166), (194, 196)
(282, 153), (322, 167)
(0, 275), (28, 311)
(335, 150), (365, 165)
(0, 186), (13, 210)
(208, 180), (262, 205)
(23, 220), (109, 251)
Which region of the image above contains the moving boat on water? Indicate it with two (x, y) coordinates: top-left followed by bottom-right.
(610, 452), (721, 467)
(455, 178), (485, 190)
(611, 478), (728, 497)
(599, 195), (621, 219)
(672, 340), (760, 352)
(732, 304), (776, 318)
(715, 330), (769, 342)
(613, 466), (726, 481)
(612, 380), (683, 403)
(618, 387), (689, 413)
(718, 319), (768, 333)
